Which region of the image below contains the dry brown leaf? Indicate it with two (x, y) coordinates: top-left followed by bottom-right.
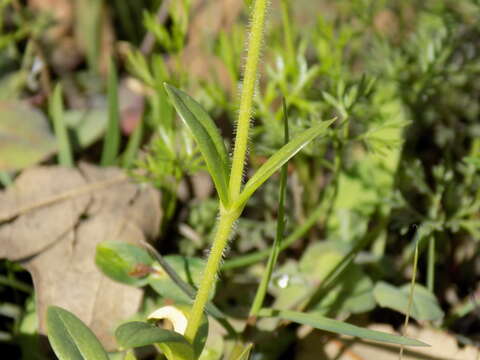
(0, 167), (90, 260)
(296, 324), (480, 360)
(24, 213), (145, 350)
(0, 164), (162, 350)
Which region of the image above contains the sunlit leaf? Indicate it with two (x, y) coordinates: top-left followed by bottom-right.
(258, 308), (428, 347)
(95, 242), (154, 287)
(236, 119), (334, 207)
(164, 83), (230, 205)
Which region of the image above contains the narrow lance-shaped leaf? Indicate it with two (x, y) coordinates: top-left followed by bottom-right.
(46, 306), (109, 360)
(236, 119), (335, 207)
(164, 83), (230, 206)
(249, 98), (290, 316)
(258, 308), (428, 347)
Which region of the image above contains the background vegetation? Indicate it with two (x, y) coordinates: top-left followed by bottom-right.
(0, 0), (479, 359)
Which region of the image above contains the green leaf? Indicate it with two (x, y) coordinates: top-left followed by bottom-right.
(115, 321), (189, 348)
(249, 98), (290, 317)
(49, 84), (73, 167)
(236, 119), (335, 206)
(373, 282), (444, 321)
(115, 322), (194, 360)
(101, 59), (121, 166)
(122, 118), (144, 168)
(95, 242), (154, 287)
(0, 101), (57, 171)
(258, 308), (428, 347)
(64, 108), (108, 149)
(164, 83), (230, 206)
(46, 306), (109, 360)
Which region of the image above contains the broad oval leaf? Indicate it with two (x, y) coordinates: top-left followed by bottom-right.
(0, 101), (57, 171)
(95, 242), (154, 286)
(164, 83), (230, 206)
(373, 282), (444, 321)
(258, 308), (428, 347)
(236, 119), (335, 207)
(46, 306), (109, 360)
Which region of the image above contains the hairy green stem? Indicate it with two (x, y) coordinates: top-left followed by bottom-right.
(228, 0), (268, 201)
(184, 0), (269, 343)
(184, 210), (239, 342)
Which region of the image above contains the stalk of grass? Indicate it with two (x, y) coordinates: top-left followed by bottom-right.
(249, 98), (289, 318)
(183, 0), (269, 343)
(49, 84), (73, 167)
(427, 234), (435, 292)
(122, 118), (144, 168)
(399, 228), (422, 359)
(101, 59), (121, 166)
(280, 0), (295, 71)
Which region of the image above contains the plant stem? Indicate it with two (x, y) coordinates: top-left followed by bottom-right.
(228, 0), (268, 201)
(427, 234), (435, 292)
(399, 231), (421, 360)
(184, 209), (239, 343)
(185, 0), (269, 344)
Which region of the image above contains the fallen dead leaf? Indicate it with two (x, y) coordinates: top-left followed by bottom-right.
(0, 167), (90, 260)
(0, 164), (162, 350)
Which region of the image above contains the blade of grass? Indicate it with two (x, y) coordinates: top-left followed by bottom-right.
(101, 59), (121, 166)
(235, 119), (335, 208)
(122, 118), (144, 168)
(164, 83), (230, 206)
(400, 229), (422, 359)
(427, 234), (435, 292)
(49, 84), (73, 167)
(258, 308), (428, 347)
(249, 98), (289, 318)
